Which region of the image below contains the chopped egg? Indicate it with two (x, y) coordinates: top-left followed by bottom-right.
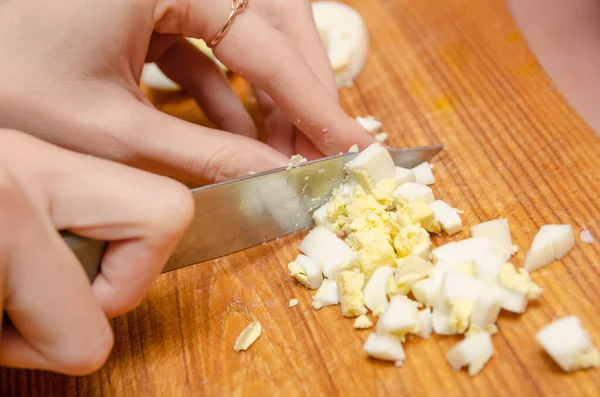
(363, 333), (406, 365)
(374, 132), (388, 143)
(355, 116), (382, 134)
(234, 321), (262, 352)
(536, 316), (600, 372)
(432, 307), (455, 335)
(312, 279), (340, 309)
(312, 1), (369, 87)
(393, 182), (435, 204)
(430, 200), (463, 235)
(388, 255), (433, 295)
(415, 308), (433, 339)
(432, 237), (491, 264)
(447, 332), (494, 376)
(345, 143), (396, 190)
(395, 167), (416, 185)
(348, 144), (360, 153)
(470, 219), (513, 261)
(524, 224), (575, 272)
(491, 284), (528, 313)
(299, 226), (355, 279)
(412, 162), (436, 185)
(337, 270), (367, 317)
(497, 263), (542, 300)
(469, 289), (502, 331)
(363, 266), (394, 313)
(354, 314), (373, 329)
(287, 154), (308, 169)
(287, 254), (324, 289)
(376, 295), (420, 338)
(473, 251), (504, 284)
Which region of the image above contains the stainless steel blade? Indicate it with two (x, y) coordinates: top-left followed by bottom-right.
(162, 145), (443, 273)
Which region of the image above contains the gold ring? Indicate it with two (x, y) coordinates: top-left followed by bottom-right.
(208, 0), (249, 48)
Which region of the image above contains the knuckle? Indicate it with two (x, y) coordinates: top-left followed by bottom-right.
(195, 143), (241, 183)
(54, 324), (115, 376)
(151, 177), (194, 235)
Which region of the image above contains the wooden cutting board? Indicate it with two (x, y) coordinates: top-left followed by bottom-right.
(3, 0), (600, 395)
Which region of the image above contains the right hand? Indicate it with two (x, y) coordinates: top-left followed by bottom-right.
(0, 130), (193, 375)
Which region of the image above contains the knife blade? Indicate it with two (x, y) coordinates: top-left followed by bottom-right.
(63, 145), (443, 281)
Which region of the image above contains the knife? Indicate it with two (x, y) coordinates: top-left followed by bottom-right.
(63, 145), (443, 281)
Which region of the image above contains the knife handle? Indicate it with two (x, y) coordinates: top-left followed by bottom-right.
(61, 231), (107, 282)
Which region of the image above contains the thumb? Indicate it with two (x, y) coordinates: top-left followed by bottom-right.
(128, 102), (288, 184)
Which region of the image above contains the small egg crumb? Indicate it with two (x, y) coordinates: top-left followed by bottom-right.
(354, 314), (373, 329)
(289, 298), (299, 308)
(234, 321), (262, 352)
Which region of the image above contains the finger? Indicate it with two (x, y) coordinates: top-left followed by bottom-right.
(252, 87), (295, 156)
(0, 132), (193, 318)
(154, 5), (375, 155)
(295, 131), (323, 160)
(0, 164), (112, 375)
(150, 35), (258, 139)
(274, 1), (339, 97)
(127, 101), (288, 183)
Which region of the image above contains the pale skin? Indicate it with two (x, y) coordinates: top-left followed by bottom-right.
(0, 0), (376, 375)
(0, 0), (590, 377)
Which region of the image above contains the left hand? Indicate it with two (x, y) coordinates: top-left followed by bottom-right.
(0, 0), (374, 185)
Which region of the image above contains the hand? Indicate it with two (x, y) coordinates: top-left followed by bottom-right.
(0, 0), (374, 185)
(0, 130), (193, 375)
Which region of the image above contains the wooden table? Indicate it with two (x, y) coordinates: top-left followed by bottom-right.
(3, 0), (600, 395)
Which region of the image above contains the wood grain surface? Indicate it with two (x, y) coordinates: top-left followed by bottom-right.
(3, 0), (600, 395)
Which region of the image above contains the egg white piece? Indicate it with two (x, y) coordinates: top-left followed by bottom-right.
(471, 219), (513, 261)
(363, 266), (394, 313)
(355, 116), (382, 134)
(470, 289), (502, 329)
(430, 200), (463, 235)
(524, 224), (575, 272)
(299, 226), (355, 279)
(393, 182), (435, 204)
(432, 237), (491, 264)
(412, 162), (436, 185)
(363, 333), (406, 363)
(345, 143), (396, 189)
(473, 251), (504, 284)
(376, 295), (419, 334)
(312, 279), (340, 309)
(395, 167), (416, 186)
(447, 332), (494, 376)
(294, 254), (324, 289)
(536, 316), (600, 372)
(313, 1), (370, 87)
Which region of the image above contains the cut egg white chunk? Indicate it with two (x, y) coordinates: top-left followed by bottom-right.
(524, 224), (575, 272)
(363, 333), (406, 364)
(536, 315), (600, 372)
(470, 289), (502, 329)
(355, 116), (382, 134)
(312, 279), (340, 309)
(393, 182), (435, 204)
(441, 273), (484, 303)
(363, 266), (394, 313)
(376, 295), (420, 335)
(432, 237), (491, 264)
(430, 200), (463, 235)
(345, 143), (396, 190)
(412, 162), (436, 185)
(447, 332), (494, 376)
(473, 251), (504, 284)
(491, 284), (528, 313)
(415, 308), (433, 339)
(470, 219), (513, 261)
(313, 1), (370, 87)
(299, 226), (355, 279)
(294, 254), (324, 289)
(395, 167), (416, 185)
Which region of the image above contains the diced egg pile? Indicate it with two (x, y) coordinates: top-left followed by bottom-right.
(286, 142), (599, 375)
